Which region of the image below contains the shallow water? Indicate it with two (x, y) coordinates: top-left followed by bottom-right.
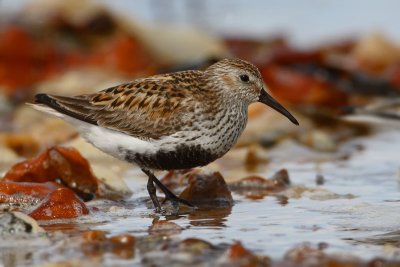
(88, 127), (400, 260)
(1, 127), (399, 266)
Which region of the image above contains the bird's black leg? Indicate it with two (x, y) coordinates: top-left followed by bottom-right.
(151, 175), (194, 208)
(142, 168), (194, 211)
(142, 168), (161, 212)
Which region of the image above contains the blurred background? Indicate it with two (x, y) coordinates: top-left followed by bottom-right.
(3, 0), (400, 45)
(0, 2), (400, 265)
(0, 0), (399, 156)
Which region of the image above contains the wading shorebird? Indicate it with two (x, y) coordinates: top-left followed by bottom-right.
(32, 58), (299, 212)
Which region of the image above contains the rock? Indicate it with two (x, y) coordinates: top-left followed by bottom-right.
(92, 166), (133, 201)
(82, 230), (107, 242)
(131, 23), (226, 65)
(0, 133), (40, 158)
(218, 241), (270, 267)
(0, 211), (44, 235)
(178, 238), (215, 254)
(179, 171), (233, 208)
(0, 146), (19, 173)
(229, 169), (291, 200)
(298, 130), (337, 152)
(3, 146), (100, 201)
(0, 181), (62, 205)
(148, 221), (183, 236)
(244, 145), (270, 172)
(284, 243), (326, 263)
(352, 32), (400, 72)
(28, 188), (89, 220)
(282, 243), (362, 267)
(81, 230), (135, 259)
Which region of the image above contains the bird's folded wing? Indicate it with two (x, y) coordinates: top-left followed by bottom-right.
(35, 80), (193, 140)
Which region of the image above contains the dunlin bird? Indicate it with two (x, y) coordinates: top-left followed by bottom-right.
(32, 58), (299, 212)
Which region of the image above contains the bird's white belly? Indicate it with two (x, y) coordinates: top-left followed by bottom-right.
(81, 125), (156, 157)
(76, 121), (193, 160)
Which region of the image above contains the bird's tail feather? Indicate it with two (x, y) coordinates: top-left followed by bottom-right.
(32, 93), (98, 125)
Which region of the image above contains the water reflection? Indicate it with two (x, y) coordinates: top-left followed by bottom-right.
(0, 249), (33, 267)
(186, 207), (232, 228)
(231, 190), (289, 205)
(358, 230), (400, 247)
(42, 222), (87, 233)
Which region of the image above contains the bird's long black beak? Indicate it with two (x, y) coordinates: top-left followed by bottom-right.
(258, 89), (299, 125)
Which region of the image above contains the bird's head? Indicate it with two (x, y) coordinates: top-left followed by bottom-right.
(205, 58), (299, 125)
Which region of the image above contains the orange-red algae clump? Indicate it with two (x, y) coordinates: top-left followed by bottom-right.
(0, 21), (157, 99)
(221, 241), (270, 267)
(81, 230), (135, 259)
(87, 35), (156, 75)
(0, 26), (55, 96)
(0, 181), (62, 204)
(28, 188), (89, 220)
(227, 241), (254, 260)
(3, 146), (99, 200)
(261, 65), (349, 108)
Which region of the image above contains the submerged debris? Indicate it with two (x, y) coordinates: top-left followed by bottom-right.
(244, 145), (270, 172)
(278, 242), (400, 267)
(149, 220), (183, 236)
(0, 211), (44, 235)
(315, 174), (325, 185)
(230, 169), (291, 200)
(81, 230), (135, 259)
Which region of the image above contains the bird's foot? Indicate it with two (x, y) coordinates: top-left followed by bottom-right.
(162, 191), (194, 209)
(152, 195), (194, 216)
(152, 175), (194, 209)
(142, 168), (195, 213)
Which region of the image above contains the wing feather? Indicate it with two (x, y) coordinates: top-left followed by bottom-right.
(34, 72), (202, 140)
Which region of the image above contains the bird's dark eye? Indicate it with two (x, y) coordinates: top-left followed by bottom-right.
(239, 74), (250, 82)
